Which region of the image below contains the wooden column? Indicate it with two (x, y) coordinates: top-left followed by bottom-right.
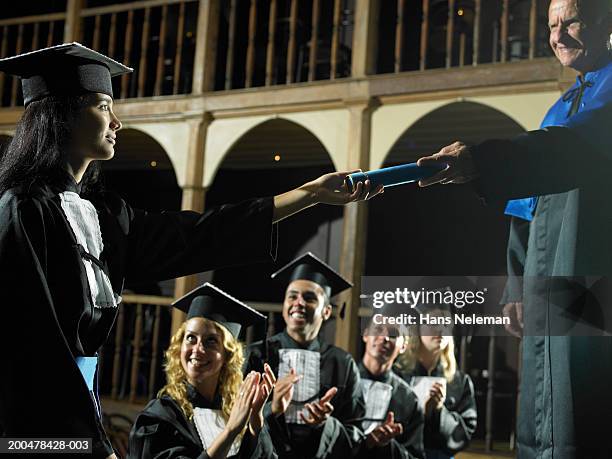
(171, 115), (211, 334)
(351, 0), (380, 78)
(335, 98), (378, 356)
(64, 0), (83, 43)
(192, 0), (220, 94)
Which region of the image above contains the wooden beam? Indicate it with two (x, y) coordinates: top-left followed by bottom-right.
(0, 13), (65, 27)
(395, 0), (405, 73)
(529, 0), (537, 60)
(330, 0), (341, 79)
(265, 0), (277, 86)
(154, 5), (168, 96)
(137, 8), (151, 98)
(81, 0), (198, 17)
(245, 0), (257, 88)
(225, 0), (237, 90)
(171, 115), (210, 335)
(47, 20), (55, 47)
(173, 2), (186, 94)
(308, 0), (320, 82)
(420, 0), (429, 70)
(121, 10), (135, 98)
(352, 0), (380, 78)
(287, 0), (298, 84)
(335, 98), (378, 356)
(192, 0), (220, 94)
(92, 14), (102, 51)
(501, 0), (509, 63)
(11, 24), (23, 106)
(108, 13), (117, 57)
(446, 0), (455, 68)
(472, 0), (481, 65)
(64, 0), (83, 43)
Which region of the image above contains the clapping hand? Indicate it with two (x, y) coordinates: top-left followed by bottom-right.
(249, 364), (276, 434)
(366, 412), (403, 449)
(226, 372), (259, 436)
(271, 368), (300, 416)
(298, 387), (337, 426)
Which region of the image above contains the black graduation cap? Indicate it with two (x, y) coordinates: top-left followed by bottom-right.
(0, 42), (133, 106)
(271, 252), (352, 298)
(172, 282), (266, 338)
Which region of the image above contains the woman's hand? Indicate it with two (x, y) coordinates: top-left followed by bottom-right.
(225, 372), (259, 436)
(249, 364), (276, 434)
(424, 382), (446, 416)
(273, 170), (384, 223)
(303, 170), (384, 205)
(271, 368), (300, 416)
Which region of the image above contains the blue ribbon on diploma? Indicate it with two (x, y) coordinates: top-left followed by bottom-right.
(345, 162), (447, 192)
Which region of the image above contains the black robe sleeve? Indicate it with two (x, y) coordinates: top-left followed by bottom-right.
(128, 397), (277, 459)
(425, 374), (477, 455)
(98, 195), (278, 284)
(470, 103), (612, 203)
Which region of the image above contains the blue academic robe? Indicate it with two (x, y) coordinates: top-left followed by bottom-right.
(471, 52), (612, 458)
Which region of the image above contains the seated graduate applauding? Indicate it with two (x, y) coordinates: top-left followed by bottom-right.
(398, 304), (476, 459)
(244, 253), (366, 459)
(357, 320), (424, 459)
(128, 283), (278, 459)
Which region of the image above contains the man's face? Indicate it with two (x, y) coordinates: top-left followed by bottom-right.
(282, 279), (330, 339)
(548, 0), (610, 73)
(363, 323), (406, 366)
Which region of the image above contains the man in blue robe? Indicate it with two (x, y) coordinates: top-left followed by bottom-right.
(416, 0), (612, 457)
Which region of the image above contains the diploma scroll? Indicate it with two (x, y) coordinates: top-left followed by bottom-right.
(344, 162), (447, 192)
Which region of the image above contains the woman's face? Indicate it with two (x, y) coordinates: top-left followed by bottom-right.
(180, 318), (227, 387)
(419, 310), (452, 353)
(69, 92), (121, 162)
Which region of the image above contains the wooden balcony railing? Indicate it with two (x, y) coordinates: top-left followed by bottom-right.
(0, 0), (553, 107)
(0, 13), (66, 106)
(79, 0), (199, 99)
(215, 0), (354, 90)
(378, 0), (552, 74)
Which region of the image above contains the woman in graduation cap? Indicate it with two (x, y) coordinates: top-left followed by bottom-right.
(398, 305), (476, 459)
(0, 44), (381, 458)
(129, 283), (278, 459)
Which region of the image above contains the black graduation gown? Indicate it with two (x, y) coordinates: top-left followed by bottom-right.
(0, 182), (277, 457)
(471, 56), (612, 458)
(127, 384), (277, 459)
(402, 363), (476, 457)
(355, 362), (424, 459)
(244, 331), (366, 459)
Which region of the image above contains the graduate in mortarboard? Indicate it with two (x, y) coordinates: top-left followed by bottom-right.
(244, 252), (366, 459)
(0, 44), (381, 457)
(357, 316), (424, 459)
(128, 283), (278, 459)
(397, 301), (476, 459)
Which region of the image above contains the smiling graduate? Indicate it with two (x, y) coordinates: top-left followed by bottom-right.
(244, 252), (366, 459)
(128, 283), (277, 459)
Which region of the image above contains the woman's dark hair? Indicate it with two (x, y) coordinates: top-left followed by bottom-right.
(0, 95), (102, 196)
